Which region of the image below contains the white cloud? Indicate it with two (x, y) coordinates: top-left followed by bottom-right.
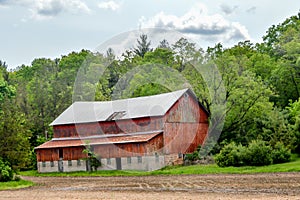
(98, 0), (121, 11)
(220, 3), (238, 15)
(0, 0), (90, 19)
(31, 0), (90, 19)
(139, 3), (250, 45)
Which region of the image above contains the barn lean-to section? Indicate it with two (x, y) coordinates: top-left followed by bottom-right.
(35, 88), (209, 172)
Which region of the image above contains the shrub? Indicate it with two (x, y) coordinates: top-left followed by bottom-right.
(184, 153), (197, 162)
(271, 142), (291, 164)
(247, 140), (272, 166)
(215, 142), (248, 167)
(184, 145), (204, 162)
(0, 158), (14, 182)
(215, 139), (289, 167)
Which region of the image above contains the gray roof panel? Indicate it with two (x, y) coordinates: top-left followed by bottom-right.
(50, 88), (189, 126)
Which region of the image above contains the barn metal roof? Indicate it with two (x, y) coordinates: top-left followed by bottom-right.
(50, 88), (190, 126)
(35, 131), (163, 149)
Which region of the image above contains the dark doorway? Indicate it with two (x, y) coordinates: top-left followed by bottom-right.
(58, 148), (63, 172)
(116, 158), (122, 170)
(59, 148), (63, 159)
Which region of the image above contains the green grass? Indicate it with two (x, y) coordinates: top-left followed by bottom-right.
(0, 179), (34, 191)
(20, 155), (300, 177)
(152, 159), (300, 175)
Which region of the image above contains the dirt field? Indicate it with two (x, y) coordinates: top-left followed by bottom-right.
(1, 173), (300, 199)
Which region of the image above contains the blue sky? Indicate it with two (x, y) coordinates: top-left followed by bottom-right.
(1, 0), (299, 69)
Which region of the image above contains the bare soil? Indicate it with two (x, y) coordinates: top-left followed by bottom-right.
(1, 173), (300, 199)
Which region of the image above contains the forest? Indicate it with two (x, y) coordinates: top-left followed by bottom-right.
(0, 12), (299, 176)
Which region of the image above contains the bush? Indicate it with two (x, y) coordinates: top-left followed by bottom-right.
(0, 159), (14, 182)
(271, 142), (291, 164)
(215, 139), (291, 167)
(184, 153), (197, 162)
(247, 140), (272, 166)
(184, 145), (203, 162)
(215, 142), (248, 167)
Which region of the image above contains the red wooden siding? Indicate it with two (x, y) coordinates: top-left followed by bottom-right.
(36, 147), (86, 162)
(36, 149), (59, 162)
(53, 117), (164, 138)
(163, 123), (208, 154)
(63, 147), (86, 161)
(146, 133), (164, 155)
(165, 91), (208, 123)
(93, 133), (163, 158)
(162, 91), (209, 154)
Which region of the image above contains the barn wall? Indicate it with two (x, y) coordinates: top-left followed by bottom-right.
(146, 134), (164, 155)
(63, 147), (86, 161)
(91, 134), (163, 158)
(53, 117), (164, 138)
(36, 149), (59, 162)
(97, 155), (165, 171)
(93, 143), (144, 158)
(36, 147), (86, 162)
(163, 91), (209, 155)
(36, 134), (164, 172)
(37, 160), (87, 173)
(165, 91), (208, 123)
(163, 123), (208, 154)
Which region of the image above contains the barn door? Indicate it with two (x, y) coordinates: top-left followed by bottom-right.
(116, 158), (122, 170)
(58, 149), (64, 172)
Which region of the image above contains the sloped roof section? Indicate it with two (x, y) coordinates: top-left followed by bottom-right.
(50, 88), (190, 126)
(35, 131), (163, 149)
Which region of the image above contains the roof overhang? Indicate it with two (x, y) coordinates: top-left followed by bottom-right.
(35, 130), (163, 150)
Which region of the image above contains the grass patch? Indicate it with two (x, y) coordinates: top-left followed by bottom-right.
(20, 155), (300, 177)
(0, 179), (34, 191)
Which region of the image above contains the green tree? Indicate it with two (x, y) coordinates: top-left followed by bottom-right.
(261, 11), (300, 58)
(172, 37), (203, 72)
(183, 43), (274, 145)
(27, 58), (57, 140)
(133, 34), (152, 57)
(83, 143), (101, 172)
(143, 48), (175, 66)
(0, 67), (15, 103)
(287, 98), (300, 153)
(157, 39), (170, 49)
(260, 12), (300, 107)
(0, 98), (31, 170)
(270, 26), (300, 107)
(0, 158), (14, 182)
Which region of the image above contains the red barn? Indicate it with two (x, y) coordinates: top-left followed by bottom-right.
(35, 88), (209, 172)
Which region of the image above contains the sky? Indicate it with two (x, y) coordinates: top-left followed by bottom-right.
(0, 0), (299, 69)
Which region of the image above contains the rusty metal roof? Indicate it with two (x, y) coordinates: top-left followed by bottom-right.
(35, 131), (163, 149)
(50, 88), (190, 126)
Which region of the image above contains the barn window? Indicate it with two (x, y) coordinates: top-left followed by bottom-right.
(137, 156), (142, 163)
(77, 160), (81, 166)
(42, 162), (46, 167)
(50, 161), (54, 167)
(127, 157), (131, 164)
(107, 158), (111, 165)
(68, 160), (72, 166)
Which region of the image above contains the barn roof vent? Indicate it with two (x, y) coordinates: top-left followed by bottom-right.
(106, 111), (126, 121)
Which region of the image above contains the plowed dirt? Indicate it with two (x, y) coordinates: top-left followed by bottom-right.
(1, 173), (300, 199)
